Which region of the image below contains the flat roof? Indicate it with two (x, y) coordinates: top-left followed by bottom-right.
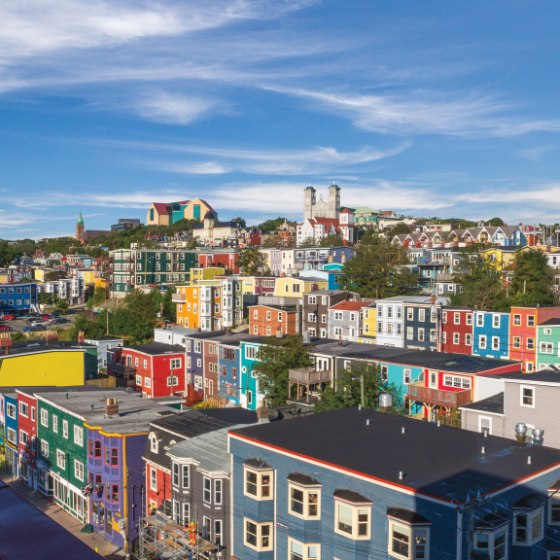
(461, 393), (504, 414)
(503, 367), (560, 385)
(125, 342), (185, 355)
(1, 342), (95, 358)
(0, 480), (101, 560)
(309, 340), (517, 373)
(230, 407), (560, 504)
(36, 390), (176, 434)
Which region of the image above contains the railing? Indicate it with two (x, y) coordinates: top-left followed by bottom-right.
(407, 381), (472, 408)
(289, 367), (331, 385)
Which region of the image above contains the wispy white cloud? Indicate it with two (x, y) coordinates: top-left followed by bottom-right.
(132, 91), (217, 125)
(518, 145), (556, 162)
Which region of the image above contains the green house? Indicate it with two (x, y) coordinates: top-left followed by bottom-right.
(536, 319), (560, 370)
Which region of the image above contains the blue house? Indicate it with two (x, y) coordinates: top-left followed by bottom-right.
(2, 391), (18, 477)
(229, 407), (560, 560)
(472, 311), (510, 360)
(0, 282), (38, 312)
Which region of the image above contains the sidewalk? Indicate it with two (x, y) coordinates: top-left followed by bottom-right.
(0, 473), (126, 559)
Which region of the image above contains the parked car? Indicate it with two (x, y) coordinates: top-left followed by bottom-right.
(0, 324), (13, 332)
(0, 313), (16, 321)
(51, 310), (62, 317)
(52, 317), (71, 324)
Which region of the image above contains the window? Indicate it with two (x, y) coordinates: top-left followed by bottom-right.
(74, 460), (84, 481)
(7, 428), (16, 445)
(56, 449), (66, 470)
(167, 376), (179, 386)
(172, 463), (180, 486)
(183, 502), (190, 525)
(453, 313), (460, 325)
(479, 335), (487, 349)
(418, 309), (425, 322)
(380, 365), (388, 381)
(245, 345), (258, 360)
(403, 369), (411, 384)
(110, 448), (118, 466)
(452, 332), (460, 345)
(244, 518), (273, 551)
(334, 497), (371, 540)
(442, 311), (447, 324)
(476, 314), (484, 327)
(289, 538), (321, 560)
(473, 526), (506, 560)
(541, 342), (554, 354)
(52, 415), (58, 433)
(6, 402), (16, 419)
(527, 315), (535, 327)
(549, 487), (560, 525)
(520, 385), (535, 408)
(492, 314), (501, 328)
(513, 314), (521, 326)
(150, 467), (157, 491)
(74, 426), (83, 446)
(62, 419), (68, 439)
(527, 338), (535, 350)
(407, 308), (414, 321)
(465, 333), (472, 346)
(443, 375), (471, 389)
(288, 481), (321, 520)
(406, 327), (414, 340)
(417, 328), (425, 342)
(466, 313), (473, 326)
(492, 337), (500, 351)
(19, 430), (29, 445)
(514, 507), (544, 545)
(40, 439), (49, 458)
(387, 306), (393, 319)
(214, 479), (223, 505)
(203, 476), (212, 504)
(244, 464), (272, 500)
(389, 520), (430, 560)
(478, 416), (493, 436)
(183, 465), (190, 488)
(19, 402), (29, 417)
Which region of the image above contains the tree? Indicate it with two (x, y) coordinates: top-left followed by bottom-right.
(257, 217), (292, 234)
(314, 363), (402, 413)
(254, 336), (312, 407)
(487, 217), (505, 227)
(508, 250), (556, 307)
(319, 234), (344, 247)
(231, 217), (247, 229)
(44, 270), (67, 282)
(451, 256), (507, 311)
(86, 287), (108, 308)
(338, 234), (418, 298)
(385, 222), (413, 237)
(237, 246), (265, 276)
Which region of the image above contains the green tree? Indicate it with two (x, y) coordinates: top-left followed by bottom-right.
(231, 217), (247, 228)
(451, 257), (507, 311)
(44, 270), (67, 282)
(509, 250), (556, 306)
(237, 246), (265, 276)
(86, 286), (108, 308)
(338, 234), (418, 298)
(254, 336), (312, 407)
(314, 363), (401, 413)
(385, 222), (413, 237)
(257, 217), (292, 234)
(319, 234), (344, 247)
(111, 290), (159, 342)
(487, 217), (505, 227)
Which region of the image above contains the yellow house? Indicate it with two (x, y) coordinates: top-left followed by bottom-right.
(357, 304), (377, 344)
(174, 280), (222, 330)
(146, 197), (216, 226)
(0, 347), (91, 386)
(481, 246), (532, 271)
(81, 270), (97, 284)
(273, 277), (328, 299)
(33, 268), (50, 282)
(94, 277), (107, 290)
(190, 267), (226, 283)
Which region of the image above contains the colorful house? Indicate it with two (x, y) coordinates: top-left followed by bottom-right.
(536, 319), (560, 369)
(240, 339), (266, 411)
(472, 310), (510, 360)
(440, 307), (473, 355)
(356, 303), (377, 343)
(0, 281), (38, 312)
(248, 304), (299, 337)
(146, 197), (214, 226)
(273, 276), (328, 299)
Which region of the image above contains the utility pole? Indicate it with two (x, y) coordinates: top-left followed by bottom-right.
(360, 375), (365, 408)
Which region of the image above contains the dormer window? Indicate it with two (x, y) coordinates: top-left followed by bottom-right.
(149, 432), (159, 454)
(287, 473), (321, 520)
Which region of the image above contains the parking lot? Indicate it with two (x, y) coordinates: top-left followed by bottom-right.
(0, 308), (82, 334)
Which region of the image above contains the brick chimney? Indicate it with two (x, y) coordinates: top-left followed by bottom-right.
(105, 397), (119, 417)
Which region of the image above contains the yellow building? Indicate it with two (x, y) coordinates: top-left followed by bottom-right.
(481, 246), (532, 271)
(146, 197), (215, 226)
(174, 281), (222, 330)
(0, 346), (94, 386)
(357, 304), (377, 344)
(190, 267), (225, 283)
(273, 277), (329, 299)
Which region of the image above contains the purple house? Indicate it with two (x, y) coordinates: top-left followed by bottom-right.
(86, 394), (176, 551)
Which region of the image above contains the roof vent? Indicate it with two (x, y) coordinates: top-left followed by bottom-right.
(378, 393), (393, 412)
(527, 455), (532, 465)
(532, 428), (544, 446)
(481, 446), (486, 454)
(366, 418), (370, 426)
(515, 422), (527, 442)
(401, 426), (406, 435)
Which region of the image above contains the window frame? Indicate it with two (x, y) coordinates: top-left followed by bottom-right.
(472, 525), (507, 560)
(513, 506), (544, 546)
(243, 518), (273, 551)
(244, 465), (273, 501)
(388, 519), (431, 560)
(288, 537), (321, 560)
(288, 481), (321, 520)
(520, 385), (535, 408)
(334, 498), (371, 540)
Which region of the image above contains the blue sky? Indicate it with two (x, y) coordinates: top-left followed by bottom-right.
(1, 0), (560, 239)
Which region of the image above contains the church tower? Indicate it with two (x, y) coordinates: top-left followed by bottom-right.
(328, 183), (341, 219)
(76, 212), (85, 243)
(304, 185), (316, 220)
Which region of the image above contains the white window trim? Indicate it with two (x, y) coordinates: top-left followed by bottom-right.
(478, 415), (493, 436)
(520, 385), (535, 408)
(288, 537), (321, 560)
(243, 518), (273, 551)
(388, 519), (431, 560)
(288, 482), (321, 520)
(548, 489), (560, 526)
(244, 466), (273, 501)
(334, 499), (371, 540)
(472, 525), (507, 560)
(513, 506), (544, 546)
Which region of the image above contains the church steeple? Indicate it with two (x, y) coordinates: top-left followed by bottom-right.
(76, 211), (85, 243)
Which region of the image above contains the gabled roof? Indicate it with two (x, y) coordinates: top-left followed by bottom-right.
(151, 202), (170, 214)
(329, 300), (371, 312)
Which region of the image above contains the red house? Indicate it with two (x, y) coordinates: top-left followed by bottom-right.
(198, 250), (240, 274)
(249, 304), (299, 337)
(15, 388), (39, 489)
(119, 343), (186, 399)
(509, 306), (560, 372)
(440, 307), (473, 355)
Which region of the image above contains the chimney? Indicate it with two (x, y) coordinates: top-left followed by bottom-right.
(77, 330), (85, 344)
(105, 397), (119, 417)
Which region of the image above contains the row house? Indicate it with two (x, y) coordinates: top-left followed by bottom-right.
(0, 281), (38, 312)
(440, 308), (474, 355)
(536, 319), (560, 369)
(248, 304), (299, 337)
(143, 408), (256, 556)
(461, 368), (560, 448)
(376, 296), (448, 350)
(1, 391), (19, 477)
(197, 248), (240, 274)
(109, 248), (198, 298)
(472, 310), (510, 360)
(229, 407), (560, 560)
(273, 276), (329, 300)
(303, 289), (352, 339)
(108, 343), (186, 399)
(37, 277), (85, 305)
(328, 300), (373, 342)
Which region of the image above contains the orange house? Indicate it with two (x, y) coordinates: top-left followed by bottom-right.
(509, 306), (560, 372)
(175, 285), (199, 329)
(249, 304), (299, 337)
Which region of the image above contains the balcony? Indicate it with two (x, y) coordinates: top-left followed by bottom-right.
(289, 367), (332, 385)
(171, 293), (186, 303)
(108, 363), (137, 388)
(407, 381), (472, 408)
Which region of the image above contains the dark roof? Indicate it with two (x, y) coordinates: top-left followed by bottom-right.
(514, 493), (546, 509)
(309, 340), (518, 374)
(540, 318), (560, 326)
(473, 511), (509, 530)
(503, 368), (560, 384)
(125, 342), (185, 355)
(230, 408), (560, 504)
(387, 507), (431, 525)
(244, 458), (272, 469)
(0, 480), (102, 560)
(461, 393), (504, 414)
(1, 341), (95, 357)
(287, 473), (320, 486)
(333, 489), (371, 503)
